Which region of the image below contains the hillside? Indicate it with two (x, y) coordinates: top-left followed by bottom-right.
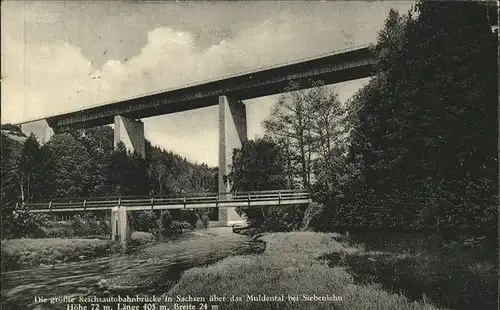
(1, 124), (27, 143)
(0, 125), (218, 207)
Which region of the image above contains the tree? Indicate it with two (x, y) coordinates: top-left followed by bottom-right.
(146, 142), (216, 197)
(18, 135), (45, 203)
(80, 126), (114, 196)
(1, 133), (22, 209)
(308, 84), (347, 196)
(128, 151), (149, 195)
(264, 80), (347, 194)
(264, 82), (314, 188)
(341, 1), (498, 231)
(45, 133), (93, 197)
(108, 142), (131, 195)
(229, 139), (287, 192)
(228, 138), (288, 227)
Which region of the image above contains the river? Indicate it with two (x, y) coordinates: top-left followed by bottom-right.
(1, 227), (264, 310)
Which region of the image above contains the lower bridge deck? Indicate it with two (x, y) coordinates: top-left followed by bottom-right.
(25, 190), (311, 213)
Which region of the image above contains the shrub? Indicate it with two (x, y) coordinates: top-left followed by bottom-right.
(177, 210), (198, 227)
(195, 210), (210, 229)
(159, 210), (172, 232)
(300, 202), (326, 231)
(68, 214), (110, 237)
(2, 208), (48, 239)
(42, 222), (75, 238)
(331, 177), (498, 234)
(130, 211), (159, 234)
(171, 221), (193, 231)
(259, 205), (307, 232)
(342, 235), (498, 310)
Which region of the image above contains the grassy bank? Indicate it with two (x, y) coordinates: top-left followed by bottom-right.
(166, 232), (441, 310)
(339, 233), (498, 310)
(1, 231), (156, 272)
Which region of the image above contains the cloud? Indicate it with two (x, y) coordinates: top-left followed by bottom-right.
(1, 1), (414, 165)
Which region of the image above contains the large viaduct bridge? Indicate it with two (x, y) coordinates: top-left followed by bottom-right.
(17, 44), (375, 228)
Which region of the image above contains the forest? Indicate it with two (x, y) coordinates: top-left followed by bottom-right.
(1, 1), (497, 237)
(230, 0), (497, 235)
(1, 125), (217, 238)
(1, 2), (497, 308)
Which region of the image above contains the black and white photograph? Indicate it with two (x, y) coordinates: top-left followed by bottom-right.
(1, 1), (498, 309)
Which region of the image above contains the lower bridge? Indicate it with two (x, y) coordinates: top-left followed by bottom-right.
(24, 189), (311, 244)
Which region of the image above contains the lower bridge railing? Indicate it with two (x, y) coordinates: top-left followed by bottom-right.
(24, 189), (311, 213)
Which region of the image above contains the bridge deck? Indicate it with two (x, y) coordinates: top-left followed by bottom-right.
(25, 190), (311, 213)
(17, 45), (373, 130)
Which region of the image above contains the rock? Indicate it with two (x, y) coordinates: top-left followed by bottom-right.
(233, 227), (258, 236)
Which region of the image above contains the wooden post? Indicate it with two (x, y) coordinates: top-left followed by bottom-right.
(159, 210), (164, 242)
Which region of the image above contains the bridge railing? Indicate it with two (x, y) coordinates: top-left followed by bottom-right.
(24, 190), (311, 211)
(31, 189), (305, 201)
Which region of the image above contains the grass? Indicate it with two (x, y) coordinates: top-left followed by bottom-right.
(165, 232), (441, 310)
(1, 231), (156, 271)
(1, 238), (115, 271)
(339, 233), (498, 310)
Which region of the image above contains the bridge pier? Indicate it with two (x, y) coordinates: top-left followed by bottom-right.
(111, 207), (131, 245)
(218, 95), (247, 227)
(19, 119), (54, 144)
(114, 115), (146, 158)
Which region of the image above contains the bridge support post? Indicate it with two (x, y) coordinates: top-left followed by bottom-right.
(158, 210), (164, 242)
(218, 95), (247, 227)
(114, 115), (146, 158)
(111, 207), (131, 245)
(20, 119), (54, 144)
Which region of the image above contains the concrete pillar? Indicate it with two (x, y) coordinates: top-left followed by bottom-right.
(111, 207), (131, 245)
(114, 115), (146, 158)
(218, 95), (248, 227)
(19, 119), (54, 144)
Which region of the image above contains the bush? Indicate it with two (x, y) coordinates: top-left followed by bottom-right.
(157, 211), (193, 237)
(130, 211), (159, 234)
(195, 210), (210, 229)
(236, 206), (265, 227)
(341, 233), (498, 310)
(300, 202), (326, 231)
(161, 221), (193, 237)
(331, 177), (498, 234)
(68, 214), (110, 237)
(2, 208), (48, 239)
(177, 210), (198, 227)
(168, 209), (209, 229)
(42, 222), (75, 238)
(159, 210), (172, 232)
(260, 205), (307, 232)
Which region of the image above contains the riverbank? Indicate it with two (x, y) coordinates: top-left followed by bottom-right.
(1, 231), (156, 272)
(342, 232), (498, 310)
(166, 232), (441, 310)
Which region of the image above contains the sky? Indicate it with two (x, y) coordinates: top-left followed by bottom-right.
(1, 1), (413, 166)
